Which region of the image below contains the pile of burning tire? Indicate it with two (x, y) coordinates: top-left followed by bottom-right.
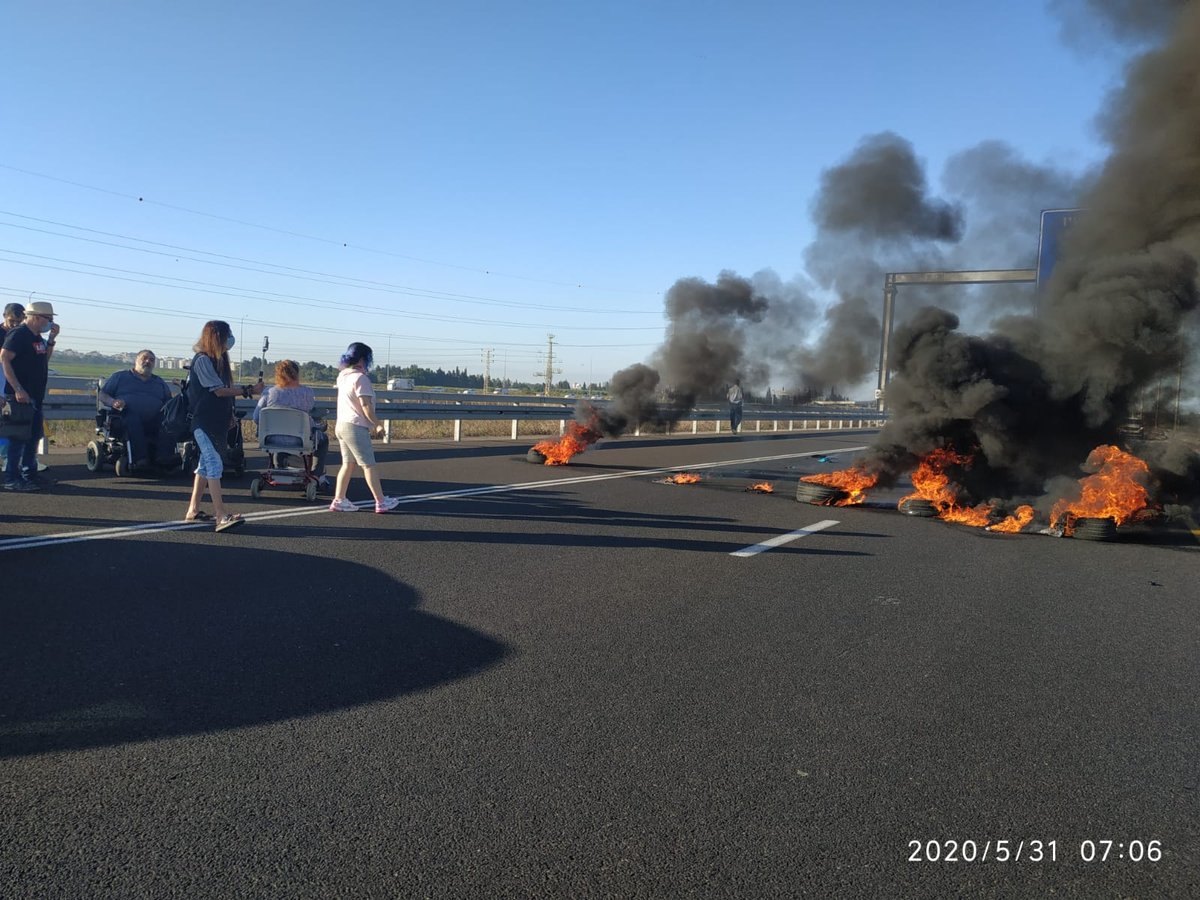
(798, 480), (1121, 541)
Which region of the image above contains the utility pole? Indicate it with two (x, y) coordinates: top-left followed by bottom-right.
(539, 333), (562, 395)
(481, 348), (494, 392)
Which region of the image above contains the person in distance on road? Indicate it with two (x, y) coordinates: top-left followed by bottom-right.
(328, 342), (399, 514)
(727, 378), (744, 434)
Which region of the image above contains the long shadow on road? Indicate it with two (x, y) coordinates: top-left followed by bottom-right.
(0, 541), (509, 758)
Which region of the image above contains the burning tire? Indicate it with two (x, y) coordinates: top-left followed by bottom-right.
(526, 449), (547, 464)
(1072, 517), (1117, 541)
(795, 481), (847, 505)
(898, 498), (937, 517)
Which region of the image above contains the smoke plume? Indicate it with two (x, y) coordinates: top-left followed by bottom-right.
(589, 273), (771, 435)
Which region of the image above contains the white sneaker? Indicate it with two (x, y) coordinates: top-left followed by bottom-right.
(329, 498), (358, 512)
(375, 496), (400, 513)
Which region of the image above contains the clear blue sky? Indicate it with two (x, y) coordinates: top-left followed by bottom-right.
(1, 0), (1117, 387)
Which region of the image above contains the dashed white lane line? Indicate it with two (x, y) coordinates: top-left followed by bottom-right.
(0, 444), (867, 552)
(730, 519), (840, 557)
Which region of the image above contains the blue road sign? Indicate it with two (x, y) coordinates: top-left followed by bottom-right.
(1036, 208), (1084, 290)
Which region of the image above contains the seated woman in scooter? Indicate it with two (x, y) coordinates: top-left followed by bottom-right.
(251, 359), (331, 491)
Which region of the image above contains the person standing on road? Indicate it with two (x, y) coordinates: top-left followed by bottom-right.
(1, 300), (58, 492)
(727, 379), (744, 434)
(0, 302), (24, 471)
(184, 320), (263, 532)
(329, 342), (399, 514)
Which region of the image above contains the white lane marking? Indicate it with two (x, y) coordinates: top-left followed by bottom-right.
(0, 445), (867, 552)
(730, 519), (840, 557)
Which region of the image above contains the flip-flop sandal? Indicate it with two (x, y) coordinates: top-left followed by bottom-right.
(215, 514), (245, 533)
(185, 510), (213, 522)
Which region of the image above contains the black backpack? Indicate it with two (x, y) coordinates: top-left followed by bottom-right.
(158, 377), (192, 444)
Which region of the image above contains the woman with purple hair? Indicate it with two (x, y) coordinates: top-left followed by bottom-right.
(329, 342), (399, 513)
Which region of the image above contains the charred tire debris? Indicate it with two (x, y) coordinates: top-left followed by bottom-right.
(898, 498), (938, 517)
(795, 481), (848, 505)
(1071, 517), (1118, 541)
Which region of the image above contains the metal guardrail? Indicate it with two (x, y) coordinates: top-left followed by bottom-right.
(42, 376), (886, 441)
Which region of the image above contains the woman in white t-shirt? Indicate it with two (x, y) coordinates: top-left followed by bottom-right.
(329, 342), (399, 514)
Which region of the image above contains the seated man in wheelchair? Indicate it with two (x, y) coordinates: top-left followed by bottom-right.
(252, 359), (331, 491)
(98, 349), (174, 470)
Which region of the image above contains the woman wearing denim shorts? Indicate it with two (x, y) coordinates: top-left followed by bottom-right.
(185, 320), (263, 532)
(329, 342), (399, 514)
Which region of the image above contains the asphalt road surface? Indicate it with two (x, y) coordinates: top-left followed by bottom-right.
(3, 429), (1198, 899)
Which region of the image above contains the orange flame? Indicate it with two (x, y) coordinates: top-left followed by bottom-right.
(1050, 445), (1150, 532)
(988, 505), (1035, 533)
(800, 466), (877, 506)
(747, 482), (774, 493)
(899, 447), (994, 526)
(663, 472), (702, 484)
(532, 421), (603, 465)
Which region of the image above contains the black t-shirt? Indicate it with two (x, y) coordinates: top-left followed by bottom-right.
(2, 325), (51, 402)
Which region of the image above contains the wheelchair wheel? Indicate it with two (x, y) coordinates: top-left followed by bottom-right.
(114, 456), (130, 478)
(249, 477), (263, 499)
(227, 448), (246, 479)
(85, 441), (104, 472)
(304, 481), (318, 502)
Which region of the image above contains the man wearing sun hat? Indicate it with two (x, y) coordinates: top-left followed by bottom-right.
(1, 300), (59, 491)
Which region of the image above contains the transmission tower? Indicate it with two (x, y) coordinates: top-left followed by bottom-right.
(538, 333), (562, 395)
(481, 348), (494, 392)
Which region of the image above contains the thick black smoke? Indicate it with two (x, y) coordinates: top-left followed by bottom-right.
(793, 132), (1089, 394)
(592, 272), (772, 435)
(654, 271), (769, 404)
(587, 363), (673, 437)
(810, 132), (965, 242)
(596, 133), (1099, 437)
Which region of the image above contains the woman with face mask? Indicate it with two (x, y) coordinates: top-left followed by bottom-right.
(184, 320), (263, 532)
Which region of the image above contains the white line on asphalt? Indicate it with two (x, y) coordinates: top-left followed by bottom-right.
(730, 519), (840, 557)
(0, 445), (867, 552)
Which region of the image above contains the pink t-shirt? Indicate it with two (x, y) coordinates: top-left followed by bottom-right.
(336, 367), (375, 428)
